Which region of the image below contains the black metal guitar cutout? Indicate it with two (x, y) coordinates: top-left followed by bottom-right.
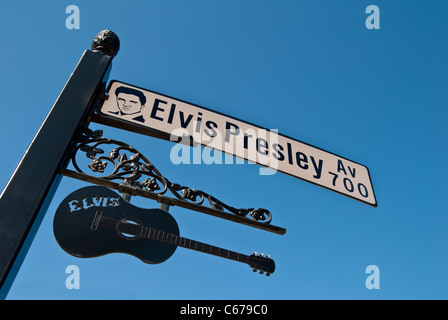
(53, 186), (275, 275)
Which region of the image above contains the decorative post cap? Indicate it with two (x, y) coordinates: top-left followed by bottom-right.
(91, 30), (120, 58)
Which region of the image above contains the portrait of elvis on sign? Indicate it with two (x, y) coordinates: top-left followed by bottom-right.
(108, 86), (147, 123)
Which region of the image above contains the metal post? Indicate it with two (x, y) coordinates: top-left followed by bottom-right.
(0, 30), (119, 299)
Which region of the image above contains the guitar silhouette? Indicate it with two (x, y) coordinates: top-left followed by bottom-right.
(53, 186), (275, 275)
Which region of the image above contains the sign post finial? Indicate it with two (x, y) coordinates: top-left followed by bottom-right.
(91, 29), (120, 58)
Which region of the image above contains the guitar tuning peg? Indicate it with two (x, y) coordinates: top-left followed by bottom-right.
(266, 255), (270, 259)
(252, 268), (257, 272)
(266, 273), (271, 277)
(259, 253), (264, 257)
(253, 251), (258, 256)
(259, 270), (264, 275)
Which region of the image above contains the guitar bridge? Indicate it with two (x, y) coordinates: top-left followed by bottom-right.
(90, 210), (102, 231)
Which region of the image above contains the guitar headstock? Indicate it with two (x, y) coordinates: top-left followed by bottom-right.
(248, 252), (275, 276)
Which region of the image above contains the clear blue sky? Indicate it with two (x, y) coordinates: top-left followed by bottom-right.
(1, 1), (447, 300)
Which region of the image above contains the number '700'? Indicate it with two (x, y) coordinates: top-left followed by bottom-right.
(328, 171), (369, 198)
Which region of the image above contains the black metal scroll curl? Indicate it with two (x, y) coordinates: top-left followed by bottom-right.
(69, 128), (272, 224)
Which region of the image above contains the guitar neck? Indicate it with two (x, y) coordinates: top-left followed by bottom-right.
(147, 226), (249, 265)
(98, 215), (249, 265)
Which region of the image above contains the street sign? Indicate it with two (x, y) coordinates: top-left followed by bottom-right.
(99, 80), (377, 207)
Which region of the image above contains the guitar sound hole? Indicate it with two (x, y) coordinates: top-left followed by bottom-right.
(116, 218), (142, 240)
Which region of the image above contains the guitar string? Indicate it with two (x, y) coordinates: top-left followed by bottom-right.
(95, 216), (252, 264)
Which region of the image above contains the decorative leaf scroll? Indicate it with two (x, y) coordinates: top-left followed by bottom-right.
(69, 128), (272, 224)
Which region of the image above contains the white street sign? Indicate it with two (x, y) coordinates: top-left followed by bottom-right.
(100, 80), (377, 207)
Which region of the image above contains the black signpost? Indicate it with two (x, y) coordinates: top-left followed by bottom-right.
(0, 30), (120, 299)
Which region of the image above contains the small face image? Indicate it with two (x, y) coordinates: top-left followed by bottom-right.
(114, 86), (147, 119)
(116, 92), (144, 115)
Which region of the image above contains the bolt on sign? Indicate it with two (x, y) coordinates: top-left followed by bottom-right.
(98, 81), (377, 207)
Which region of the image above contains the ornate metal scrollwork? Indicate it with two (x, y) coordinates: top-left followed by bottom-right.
(68, 127), (272, 224)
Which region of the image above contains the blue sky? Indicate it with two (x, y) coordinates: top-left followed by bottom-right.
(1, 1), (447, 300)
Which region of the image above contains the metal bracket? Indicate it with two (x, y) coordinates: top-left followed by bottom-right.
(61, 128), (286, 235)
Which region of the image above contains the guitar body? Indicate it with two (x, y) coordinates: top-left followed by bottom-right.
(53, 186), (179, 264)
